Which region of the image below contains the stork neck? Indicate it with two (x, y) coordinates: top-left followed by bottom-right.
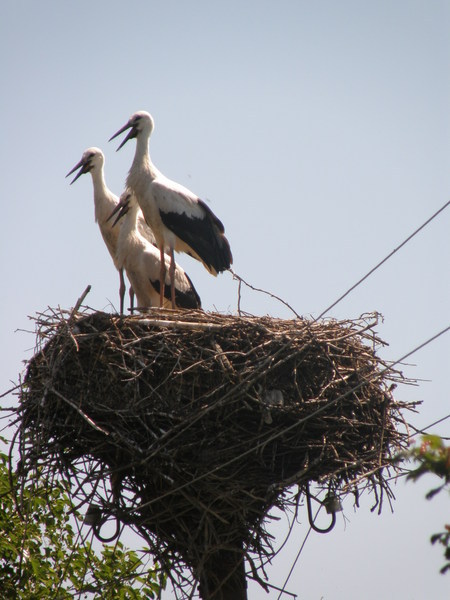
(90, 167), (115, 223)
(127, 134), (156, 197)
(127, 200), (139, 228)
(119, 200), (141, 248)
(90, 167), (109, 198)
(132, 133), (158, 177)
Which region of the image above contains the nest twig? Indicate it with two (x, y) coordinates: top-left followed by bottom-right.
(14, 307), (416, 597)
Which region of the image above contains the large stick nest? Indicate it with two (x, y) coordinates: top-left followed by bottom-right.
(16, 307), (414, 592)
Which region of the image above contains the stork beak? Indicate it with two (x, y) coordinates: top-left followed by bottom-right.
(109, 121), (137, 151)
(66, 159), (89, 184)
(107, 194), (131, 226)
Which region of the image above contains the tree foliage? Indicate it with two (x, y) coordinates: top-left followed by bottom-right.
(0, 440), (164, 599)
(405, 434), (450, 575)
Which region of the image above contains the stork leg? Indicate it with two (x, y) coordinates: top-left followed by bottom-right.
(129, 286), (135, 315)
(169, 247), (176, 309)
(159, 246), (166, 308)
(119, 268), (126, 315)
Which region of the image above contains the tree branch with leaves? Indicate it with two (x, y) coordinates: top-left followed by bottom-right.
(0, 438), (165, 599)
(403, 434), (450, 575)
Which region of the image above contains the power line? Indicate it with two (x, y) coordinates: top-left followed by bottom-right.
(232, 199), (449, 323)
(316, 199), (450, 320)
(276, 411), (450, 598)
(410, 414), (450, 438)
(276, 506), (321, 600)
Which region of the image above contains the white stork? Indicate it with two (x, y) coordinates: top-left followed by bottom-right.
(66, 147), (157, 313)
(109, 191), (201, 310)
(109, 111), (233, 308)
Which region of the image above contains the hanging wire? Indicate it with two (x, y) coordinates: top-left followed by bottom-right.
(230, 200), (449, 324)
(315, 199), (450, 320)
(229, 200), (450, 332)
(276, 409), (450, 598)
(409, 414), (450, 439)
(281, 411), (450, 596)
(305, 483), (338, 534)
(276, 504), (321, 600)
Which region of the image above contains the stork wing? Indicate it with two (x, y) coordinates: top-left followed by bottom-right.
(151, 178), (233, 274)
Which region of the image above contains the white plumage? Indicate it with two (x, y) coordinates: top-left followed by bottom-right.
(110, 191), (201, 310)
(109, 111), (233, 308)
(66, 147), (156, 313)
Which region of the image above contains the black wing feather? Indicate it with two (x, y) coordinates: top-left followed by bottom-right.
(159, 200), (232, 274)
(150, 275), (202, 309)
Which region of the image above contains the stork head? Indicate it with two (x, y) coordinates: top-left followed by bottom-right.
(107, 190), (133, 226)
(66, 147), (104, 184)
(109, 111), (154, 151)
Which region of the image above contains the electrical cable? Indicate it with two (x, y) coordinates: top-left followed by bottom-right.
(316, 199), (450, 320)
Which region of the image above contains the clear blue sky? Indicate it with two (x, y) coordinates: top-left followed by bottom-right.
(1, 1), (449, 598)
